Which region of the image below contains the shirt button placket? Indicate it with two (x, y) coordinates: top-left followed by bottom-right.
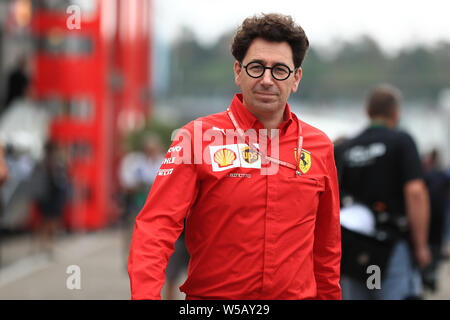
(262, 171), (278, 296)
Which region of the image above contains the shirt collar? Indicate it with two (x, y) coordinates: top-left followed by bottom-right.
(229, 93), (294, 133)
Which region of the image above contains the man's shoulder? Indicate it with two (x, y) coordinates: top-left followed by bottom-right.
(298, 117), (334, 147)
(394, 128), (416, 143)
(372, 127), (417, 147)
(180, 111), (231, 132)
(348, 126), (413, 143)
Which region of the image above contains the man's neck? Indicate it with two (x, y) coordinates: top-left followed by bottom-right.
(370, 117), (395, 129)
(241, 100), (285, 135)
(259, 111), (284, 129)
(254, 110), (284, 139)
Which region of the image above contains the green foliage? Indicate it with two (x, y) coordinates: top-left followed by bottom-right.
(170, 28), (237, 97)
(124, 117), (180, 152)
(169, 29), (450, 103)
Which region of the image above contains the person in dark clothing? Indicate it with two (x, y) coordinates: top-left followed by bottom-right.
(164, 229), (190, 300)
(421, 149), (450, 291)
(3, 56), (29, 113)
(0, 145), (8, 187)
(34, 141), (69, 258)
(335, 84), (431, 299)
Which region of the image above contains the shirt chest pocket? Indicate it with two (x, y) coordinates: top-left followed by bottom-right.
(277, 175), (325, 223)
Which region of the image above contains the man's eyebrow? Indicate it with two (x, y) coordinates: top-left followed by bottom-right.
(247, 59), (265, 65)
(247, 59), (291, 67)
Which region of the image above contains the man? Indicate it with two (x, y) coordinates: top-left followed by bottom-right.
(128, 13), (341, 300)
(0, 145), (7, 187)
(421, 149), (449, 291)
(335, 84), (431, 299)
(119, 134), (165, 268)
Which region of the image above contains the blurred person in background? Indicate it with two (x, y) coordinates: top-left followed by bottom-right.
(0, 144), (7, 268)
(446, 167), (450, 258)
(0, 145), (8, 187)
(335, 84), (431, 300)
(33, 141), (70, 259)
(0, 59), (48, 163)
(119, 133), (165, 266)
(0, 64), (49, 233)
(164, 228), (189, 300)
(421, 148), (450, 292)
(446, 168), (450, 258)
(121, 134), (190, 299)
(2, 55), (29, 115)
(0, 145), (9, 228)
(128, 13), (341, 300)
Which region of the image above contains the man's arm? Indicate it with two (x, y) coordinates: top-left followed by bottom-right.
(404, 179), (431, 268)
(0, 145), (8, 186)
(313, 144), (342, 300)
(398, 133), (431, 269)
(128, 127), (199, 300)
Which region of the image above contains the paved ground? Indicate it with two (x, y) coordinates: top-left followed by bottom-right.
(429, 260), (450, 299)
(0, 226), (186, 300)
(0, 228), (129, 299)
(0, 227), (448, 300)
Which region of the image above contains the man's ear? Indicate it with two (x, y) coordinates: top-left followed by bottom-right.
(234, 61), (242, 86)
(291, 67), (302, 93)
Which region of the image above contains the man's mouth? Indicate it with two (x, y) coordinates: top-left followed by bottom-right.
(255, 91), (277, 97)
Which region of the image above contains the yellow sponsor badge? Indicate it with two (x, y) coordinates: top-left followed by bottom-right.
(294, 148), (312, 174)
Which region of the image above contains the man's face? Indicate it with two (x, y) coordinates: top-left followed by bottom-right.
(234, 38), (302, 117)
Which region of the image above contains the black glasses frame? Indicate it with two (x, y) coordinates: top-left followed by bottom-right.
(240, 61), (297, 81)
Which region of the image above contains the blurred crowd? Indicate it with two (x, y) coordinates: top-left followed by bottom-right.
(0, 55), (70, 261)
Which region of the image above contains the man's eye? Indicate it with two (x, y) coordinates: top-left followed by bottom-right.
(250, 65), (263, 71)
(274, 67), (288, 75)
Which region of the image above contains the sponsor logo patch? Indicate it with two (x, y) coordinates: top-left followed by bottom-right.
(238, 144), (261, 169)
(209, 144), (261, 172)
(158, 168), (173, 176)
(168, 145), (182, 153)
(227, 173), (252, 178)
(294, 148), (312, 174)
(162, 157), (176, 165)
(209, 144), (240, 172)
(214, 148), (237, 168)
(241, 146), (259, 164)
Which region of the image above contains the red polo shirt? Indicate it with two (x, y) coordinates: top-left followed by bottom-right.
(128, 94), (341, 299)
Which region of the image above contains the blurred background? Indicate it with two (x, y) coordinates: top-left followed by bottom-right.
(0, 0), (448, 299)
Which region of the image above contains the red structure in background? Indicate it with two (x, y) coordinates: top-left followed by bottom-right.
(30, 0), (152, 230)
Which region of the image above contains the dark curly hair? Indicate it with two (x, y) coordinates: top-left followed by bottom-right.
(231, 13), (309, 68)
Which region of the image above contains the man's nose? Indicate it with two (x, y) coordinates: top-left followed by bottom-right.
(260, 68), (274, 86)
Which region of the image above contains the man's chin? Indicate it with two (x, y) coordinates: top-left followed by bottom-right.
(255, 98), (278, 109)
(243, 95), (281, 113)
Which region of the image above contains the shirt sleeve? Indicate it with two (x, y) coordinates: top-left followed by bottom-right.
(313, 142), (342, 300)
(398, 132), (423, 184)
(128, 125), (199, 300)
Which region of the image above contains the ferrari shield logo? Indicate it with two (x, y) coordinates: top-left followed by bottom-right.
(294, 148), (312, 174)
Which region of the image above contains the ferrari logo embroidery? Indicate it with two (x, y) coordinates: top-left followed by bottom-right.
(294, 148), (312, 174)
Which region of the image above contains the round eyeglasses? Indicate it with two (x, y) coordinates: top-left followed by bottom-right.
(241, 61), (296, 81)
